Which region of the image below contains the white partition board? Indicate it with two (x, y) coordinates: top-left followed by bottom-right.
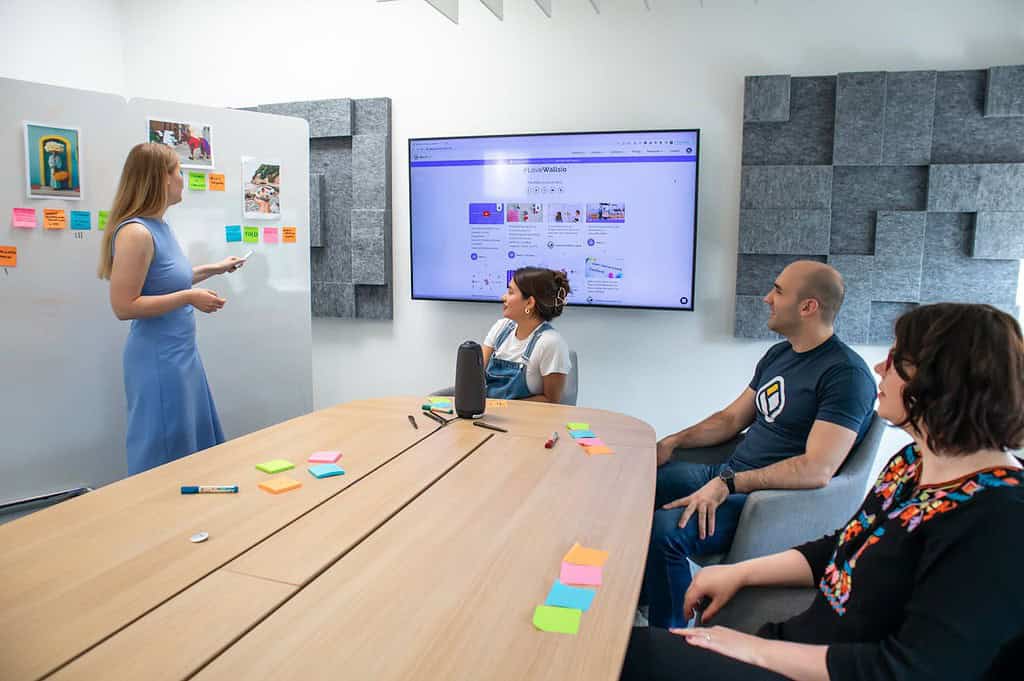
(0, 78), (313, 504)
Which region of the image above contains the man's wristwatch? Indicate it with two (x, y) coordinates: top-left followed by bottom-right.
(719, 466), (736, 494)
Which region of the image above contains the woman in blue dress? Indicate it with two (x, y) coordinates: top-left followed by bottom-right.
(98, 143), (244, 475)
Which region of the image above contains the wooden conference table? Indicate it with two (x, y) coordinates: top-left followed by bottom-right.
(0, 397), (655, 681)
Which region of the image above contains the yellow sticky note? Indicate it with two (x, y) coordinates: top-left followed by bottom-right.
(0, 245), (16, 268)
(486, 399), (509, 408)
(98, 210), (110, 230)
(208, 173), (225, 191)
(243, 226), (260, 243)
(258, 477), (302, 495)
(188, 172), (207, 191)
(43, 209), (67, 230)
(584, 445), (614, 456)
(282, 226), (297, 243)
(566, 422), (591, 431)
(563, 542), (610, 567)
(255, 459), (295, 474)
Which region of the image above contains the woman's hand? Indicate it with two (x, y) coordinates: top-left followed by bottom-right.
(670, 626), (767, 669)
(683, 563), (747, 622)
(216, 256), (245, 274)
(190, 289), (226, 313)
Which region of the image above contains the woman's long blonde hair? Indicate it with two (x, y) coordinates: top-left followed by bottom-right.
(97, 143), (179, 279)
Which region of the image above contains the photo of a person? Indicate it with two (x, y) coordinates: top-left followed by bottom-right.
(147, 118), (214, 169)
(242, 158), (281, 220)
(24, 122), (82, 200)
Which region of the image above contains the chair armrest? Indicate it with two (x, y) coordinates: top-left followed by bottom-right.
(725, 474), (861, 564)
(711, 586), (817, 634)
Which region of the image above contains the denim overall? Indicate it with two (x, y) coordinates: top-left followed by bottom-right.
(485, 320), (551, 399)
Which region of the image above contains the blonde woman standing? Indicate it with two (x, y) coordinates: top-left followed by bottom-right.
(98, 143), (243, 475)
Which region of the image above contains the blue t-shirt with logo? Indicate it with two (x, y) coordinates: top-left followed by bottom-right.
(728, 335), (876, 472)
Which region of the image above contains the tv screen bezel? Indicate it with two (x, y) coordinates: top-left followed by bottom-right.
(408, 128), (700, 312)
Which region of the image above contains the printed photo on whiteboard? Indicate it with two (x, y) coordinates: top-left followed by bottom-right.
(147, 118), (214, 169)
(242, 159), (281, 220)
(24, 122), (82, 200)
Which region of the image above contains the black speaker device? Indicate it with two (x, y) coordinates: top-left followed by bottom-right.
(454, 341), (487, 419)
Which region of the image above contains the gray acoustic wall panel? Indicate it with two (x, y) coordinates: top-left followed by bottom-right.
(830, 166), (928, 255)
(870, 302), (917, 345)
(985, 66), (1024, 118)
(742, 76), (836, 166)
(738, 210), (830, 255)
(882, 70), (936, 165)
(931, 70), (1024, 164)
(735, 295), (778, 340)
(927, 163), (1024, 211)
(833, 72), (886, 166)
(873, 211), (926, 302)
(973, 212), (1024, 259)
(736, 64), (1024, 345)
(920, 213), (1020, 307)
(740, 166), (832, 209)
(735, 254), (826, 297)
(744, 75), (791, 123)
(309, 173), (324, 248)
(256, 97), (393, 319)
(829, 255), (874, 345)
(308, 98), (352, 138)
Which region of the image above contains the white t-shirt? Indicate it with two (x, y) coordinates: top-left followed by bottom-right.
(483, 319), (572, 396)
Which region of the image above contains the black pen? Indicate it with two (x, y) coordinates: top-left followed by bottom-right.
(422, 410), (446, 425)
(473, 421), (508, 433)
(408, 414), (418, 429)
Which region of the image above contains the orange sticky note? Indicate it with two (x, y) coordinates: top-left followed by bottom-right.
(0, 246), (16, 267)
(258, 477), (302, 494)
(43, 209), (67, 230)
(563, 542), (609, 567)
(282, 226), (297, 243)
(208, 173), (226, 191)
(584, 445), (615, 456)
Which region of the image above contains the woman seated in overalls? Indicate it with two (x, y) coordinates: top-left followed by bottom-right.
(482, 267), (572, 403)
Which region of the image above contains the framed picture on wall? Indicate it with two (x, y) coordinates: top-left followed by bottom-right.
(242, 158), (281, 220)
(24, 122), (83, 200)
(147, 118), (214, 169)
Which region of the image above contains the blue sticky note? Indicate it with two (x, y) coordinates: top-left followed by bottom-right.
(308, 463), (345, 479)
(226, 225), (242, 242)
(70, 210), (91, 230)
(545, 580), (597, 612)
(568, 430), (597, 439)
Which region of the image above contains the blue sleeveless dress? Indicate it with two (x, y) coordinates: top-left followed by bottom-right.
(112, 217), (224, 475)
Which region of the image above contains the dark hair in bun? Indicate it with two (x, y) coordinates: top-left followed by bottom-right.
(513, 267), (571, 321)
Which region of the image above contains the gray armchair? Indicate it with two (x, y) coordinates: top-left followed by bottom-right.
(431, 349), (580, 406)
(678, 411), (887, 567)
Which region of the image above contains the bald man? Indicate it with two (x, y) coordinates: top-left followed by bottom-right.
(643, 260), (876, 629)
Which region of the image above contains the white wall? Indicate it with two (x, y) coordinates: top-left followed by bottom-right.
(9, 0), (1024, 473)
(0, 0), (127, 95)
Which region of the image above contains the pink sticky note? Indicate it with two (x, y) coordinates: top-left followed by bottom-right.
(308, 450), (342, 463)
(576, 438), (605, 447)
(263, 227), (279, 243)
(12, 208), (36, 228)
(560, 561), (602, 587)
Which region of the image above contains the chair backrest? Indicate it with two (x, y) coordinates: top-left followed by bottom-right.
(834, 411), (887, 485)
(559, 350), (579, 406)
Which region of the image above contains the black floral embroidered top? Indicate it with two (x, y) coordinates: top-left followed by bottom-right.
(761, 444), (1024, 681)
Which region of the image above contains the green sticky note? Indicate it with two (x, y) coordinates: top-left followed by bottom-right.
(532, 605), (582, 635)
(243, 226), (260, 243)
(97, 210), (110, 231)
(188, 172), (207, 190)
(566, 422), (591, 431)
(256, 459), (295, 474)
(428, 397), (452, 404)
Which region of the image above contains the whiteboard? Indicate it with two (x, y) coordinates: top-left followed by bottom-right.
(0, 78), (313, 504)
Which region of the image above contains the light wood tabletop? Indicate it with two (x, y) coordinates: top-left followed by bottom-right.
(4, 398), (655, 681)
(0, 398), (441, 681)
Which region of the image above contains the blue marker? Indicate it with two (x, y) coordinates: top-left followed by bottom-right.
(181, 485), (239, 494)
